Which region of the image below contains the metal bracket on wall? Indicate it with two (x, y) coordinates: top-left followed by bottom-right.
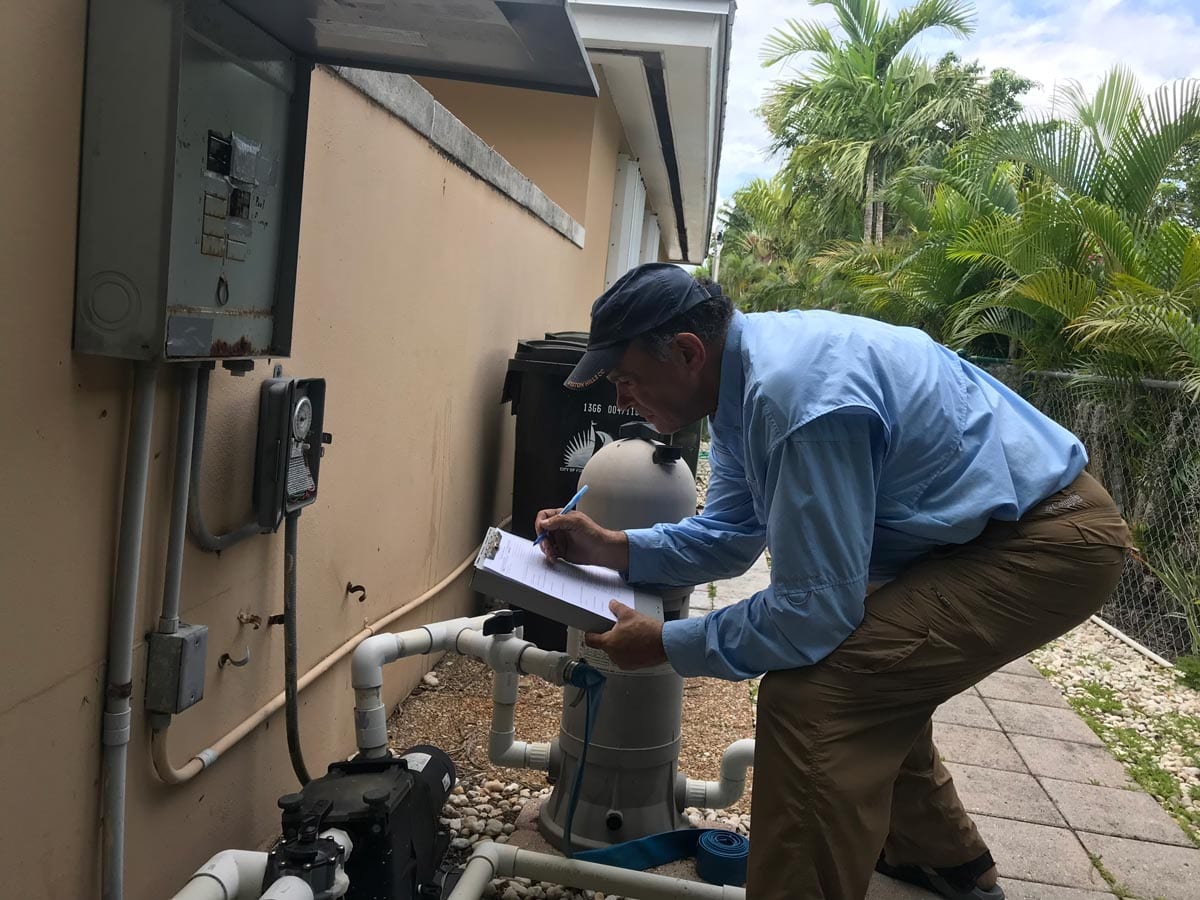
(218, 645), (251, 669)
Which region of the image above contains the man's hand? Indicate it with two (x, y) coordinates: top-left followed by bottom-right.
(534, 508), (629, 571)
(585, 600), (668, 670)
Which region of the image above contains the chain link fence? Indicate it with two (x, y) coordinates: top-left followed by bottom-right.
(979, 362), (1200, 663)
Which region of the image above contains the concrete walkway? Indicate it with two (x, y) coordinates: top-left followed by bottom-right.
(693, 557), (1200, 900)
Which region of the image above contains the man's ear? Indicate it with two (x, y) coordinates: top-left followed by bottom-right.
(673, 332), (707, 372)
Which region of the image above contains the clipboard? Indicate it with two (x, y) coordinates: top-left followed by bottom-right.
(471, 527), (664, 633)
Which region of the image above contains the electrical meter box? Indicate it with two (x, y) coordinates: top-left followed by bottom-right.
(73, 0), (596, 362)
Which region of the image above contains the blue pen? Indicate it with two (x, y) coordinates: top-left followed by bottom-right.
(533, 484), (589, 546)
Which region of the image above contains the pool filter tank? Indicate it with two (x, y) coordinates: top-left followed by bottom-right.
(539, 422), (698, 849)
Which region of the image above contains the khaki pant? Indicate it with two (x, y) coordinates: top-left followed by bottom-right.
(747, 471), (1131, 899)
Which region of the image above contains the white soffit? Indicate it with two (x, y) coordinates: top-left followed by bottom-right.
(570, 0), (734, 264)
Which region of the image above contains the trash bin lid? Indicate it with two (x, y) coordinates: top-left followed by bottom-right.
(510, 338), (586, 368)
(543, 331), (590, 345)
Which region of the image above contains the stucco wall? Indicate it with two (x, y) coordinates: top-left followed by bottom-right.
(0, 4), (625, 897)
(417, 75), (601, 224)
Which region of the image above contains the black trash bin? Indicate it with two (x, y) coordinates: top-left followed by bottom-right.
(499, 333), (701, 650)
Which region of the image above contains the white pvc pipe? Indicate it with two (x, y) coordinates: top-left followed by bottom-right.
(260, 876), (315, 900)
(351, 617), (570, 759)
(448, 842), (746, 900)
(1089, 615), (1175, 668)
(684, 739), (755, 809)
(168, 849), (268, 900)
(169, 829), (352, 900)
(454, 629), (571, 684)
(351, 616), (489, 755)
(488, 670), (552, 770)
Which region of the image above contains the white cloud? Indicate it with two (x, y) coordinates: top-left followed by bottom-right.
(716, 0), (1200, 197)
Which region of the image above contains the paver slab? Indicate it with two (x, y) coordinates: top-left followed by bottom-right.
(1009, 735), (1133, 789)
(999, 657), (1044, 678)
(866, 873), (934, 899)
(999, 881), (1114, 899)
(974, 815), (1108, 890)
(934, 692), (1001, 730)
(935, 722), (1028, 773)
(1040, 777), (1194, 847)
(978, 672), (1069, 708)
(1078, 832), (1200, 900)
(947, 762), (1065, 826)
(985, 699), (1104, 747)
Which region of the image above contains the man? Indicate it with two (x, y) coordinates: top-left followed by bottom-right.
(535, 263), (1130, 900)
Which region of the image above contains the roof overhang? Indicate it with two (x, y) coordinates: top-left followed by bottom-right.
(569, 0), (735, 263)
(223, 0), (599, 96)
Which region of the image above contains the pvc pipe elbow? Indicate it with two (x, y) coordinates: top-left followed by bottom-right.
(719, 739), (756, 781)
(351, 634), (400, 689)
(684, 739), (755, 809)
(172, 849), (267, 900)
(261, 875), (316, 899)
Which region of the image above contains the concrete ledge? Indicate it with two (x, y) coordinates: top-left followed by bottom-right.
(329, 67), (587, 249)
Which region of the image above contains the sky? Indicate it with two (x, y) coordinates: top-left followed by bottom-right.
(716, 0), (1200, 203)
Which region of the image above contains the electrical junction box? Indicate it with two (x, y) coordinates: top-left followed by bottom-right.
(73, 0), (596, 362)
(145, 623), (209, 715)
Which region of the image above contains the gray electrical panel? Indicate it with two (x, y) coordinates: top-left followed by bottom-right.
(75, 0), (308, 361)
(74, 0), (596, 362)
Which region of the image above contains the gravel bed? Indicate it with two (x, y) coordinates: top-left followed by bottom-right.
(387, 652), (755, 898)
(1031, 619), (1200, 842)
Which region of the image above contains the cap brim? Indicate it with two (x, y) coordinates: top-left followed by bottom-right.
(564, 342), (627, 390)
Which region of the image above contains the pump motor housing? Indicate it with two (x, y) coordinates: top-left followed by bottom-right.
(270, 745), (456, 900)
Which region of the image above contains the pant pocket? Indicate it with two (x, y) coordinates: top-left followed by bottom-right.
(826, 621), (931, 676)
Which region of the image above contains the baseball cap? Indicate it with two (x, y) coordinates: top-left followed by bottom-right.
(564, 263), (710, 389)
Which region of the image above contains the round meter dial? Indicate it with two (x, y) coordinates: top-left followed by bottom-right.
(291, 396), (313, 441)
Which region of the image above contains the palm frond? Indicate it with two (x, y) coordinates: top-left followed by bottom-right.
(874, 0), (975, 71)
(1102, 76), (1200, 219)
(760, 19), (839, 67)
(1056, 66), (1144, 155)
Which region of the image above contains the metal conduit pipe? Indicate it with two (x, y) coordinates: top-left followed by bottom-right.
(682, 739), (755, 809)
(283, 511), (311, 784)
(152, 519), (510, 784)
(102, 360), (158, 900)
(159, 365), (198, 634)
(448, 841), (747, 900)
(188, 365), (263, 553)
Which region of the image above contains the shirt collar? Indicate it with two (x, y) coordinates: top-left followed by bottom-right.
(712, 310), (746, 434)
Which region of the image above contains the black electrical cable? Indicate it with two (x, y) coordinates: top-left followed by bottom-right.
(284, 511), (311, 785)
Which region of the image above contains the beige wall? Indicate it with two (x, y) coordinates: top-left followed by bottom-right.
(417, 76), (602, 224)
(0, 4), (626, 897)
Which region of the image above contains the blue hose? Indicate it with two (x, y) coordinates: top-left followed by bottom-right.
(561, 662), (606, 857)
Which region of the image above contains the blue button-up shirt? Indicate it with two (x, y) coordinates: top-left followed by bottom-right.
(625, 310), (1088, 681)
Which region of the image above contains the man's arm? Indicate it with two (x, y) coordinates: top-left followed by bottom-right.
(624, 433), (767, 588)
(661, 411), (884, 680)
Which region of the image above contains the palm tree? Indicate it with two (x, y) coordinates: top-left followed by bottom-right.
(825, 67), (1200, 392)
(760, 0), (980, 243)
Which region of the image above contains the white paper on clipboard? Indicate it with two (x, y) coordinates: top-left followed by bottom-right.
(478, 529), (628, 623)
